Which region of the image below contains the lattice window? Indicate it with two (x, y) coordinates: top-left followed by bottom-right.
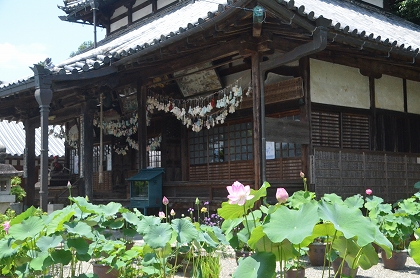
(311, 111), (340, 148)
(312, 111), (370, 149)
(342, 113), (370, 149)
(189, 122), (253, 165)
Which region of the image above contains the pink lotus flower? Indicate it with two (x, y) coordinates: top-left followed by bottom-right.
(162, 196), (169, 205)
(2, 221), (10, 234)
(276, 188), (289, 204)
(300, 171), (305, 178)
(227, 181), (254, 206)
(158, 211), (166, 219)
(366, 189), (372, 195)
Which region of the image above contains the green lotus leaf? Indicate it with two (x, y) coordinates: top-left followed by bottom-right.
(364, 195), (385, 211)
(45, 209), (75, 235)
(67, 237), (90, 254)
(233, 252), (276, 278)
(287, 190), (316, 210)
(0, 238), (18, 258)
(248, 226), (296, 261)
(221, 217), (243, 236)
(51, 249), (72, 265)
(344, 194), (364, 209)
(319, 201), (376, 247)
(8, 216), (44, 241)
(122, 211), (141, 226)
(104, 218), (125, 229)
(206, 226), (228, 245)
(263, 202), (319, 245)
(70, 196), (98, 214)
(64, 221), (93, 238)
(218, 202), (250, 220)
(171, 218), (198, 244)
(397, 198), (419, 215)
(123, 227), (138, 238)
(98, 202), (122, 217)
(311, 222), (340, 240)
(332, 236), (378, 270)
(136, 215), (161, 234)
(36, 235), (63, 252)
(143, 223), (172, 249)
(29, 252), (50, 271)
(409, 239), (420, 265)
(9, 206), (38, 225)
(322, 193), (344, 204)
(76, 252), (92, 262)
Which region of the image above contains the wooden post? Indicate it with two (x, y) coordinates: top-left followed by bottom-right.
(137, 82), (148, 170)
(23, 119), (36, 208)
(81, 99), (96, 200)
(299, 57), (310, 184)
(252, 52), (263, 190)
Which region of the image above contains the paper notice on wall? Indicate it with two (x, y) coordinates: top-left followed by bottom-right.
(266, 141), (275, 160)
(73, 155), (79, 174)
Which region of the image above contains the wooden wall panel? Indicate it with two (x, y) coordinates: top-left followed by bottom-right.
(312, 148), (420, 203)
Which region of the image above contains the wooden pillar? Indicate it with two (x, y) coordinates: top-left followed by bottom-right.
(299, 57), (310, 184)
(252, 52), (263, 190)
(369, 76), (377, 151)
(80, 99), (96, 200)
(137, 82), (147, 170)
(33, 65), (52, 212)
(23, 119), (36, 208)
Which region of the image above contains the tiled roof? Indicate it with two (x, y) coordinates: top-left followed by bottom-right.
(0, 121), (65, 157)
(292, 0), (420, 52)
(37, 0), (420, 76)
(1, 0), (420, 92)
(60, 0), (89, 11)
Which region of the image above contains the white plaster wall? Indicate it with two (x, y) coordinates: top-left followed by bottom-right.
(157, 0), (176, 10)
(375, 75), (404, 112)
(362, 0), (383, 8)
(110, 17), (129, 33)
(310, 59), (370, 109)
(111, 6), (128, 20)
(407, 80), (420, 115)
(133, 4), (153, 21)
(133, 0), (147, 8)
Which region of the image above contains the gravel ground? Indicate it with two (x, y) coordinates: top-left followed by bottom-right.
(216, 249), (420, 278)
(61, 244), (420, 277)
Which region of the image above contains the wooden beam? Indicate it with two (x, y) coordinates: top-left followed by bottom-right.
(265, 117), (309, 144)
(125, 40), (245, 79)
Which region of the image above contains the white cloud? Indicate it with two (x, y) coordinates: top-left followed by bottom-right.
(0, 42), (48, 83)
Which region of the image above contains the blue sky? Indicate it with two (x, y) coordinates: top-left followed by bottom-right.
(0, 0), (106, 83)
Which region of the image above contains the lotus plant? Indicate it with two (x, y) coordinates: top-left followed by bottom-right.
(218, 179), (393, 278)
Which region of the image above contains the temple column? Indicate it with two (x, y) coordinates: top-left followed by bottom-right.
(23, 119), (36, 208)
(33, 65), (52, 212)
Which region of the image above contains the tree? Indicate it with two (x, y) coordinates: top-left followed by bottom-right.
(69, 41), (94, 58)
(391, 0), (420, 25)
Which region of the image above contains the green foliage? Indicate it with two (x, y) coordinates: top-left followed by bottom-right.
(391, 0), (420, 25)
(69, 41), (94, 58)
(0, 196), (228, 277)
(10, 176), (26, 202)
(366, 193), (420, 251)
(10, 185), (26, 202)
